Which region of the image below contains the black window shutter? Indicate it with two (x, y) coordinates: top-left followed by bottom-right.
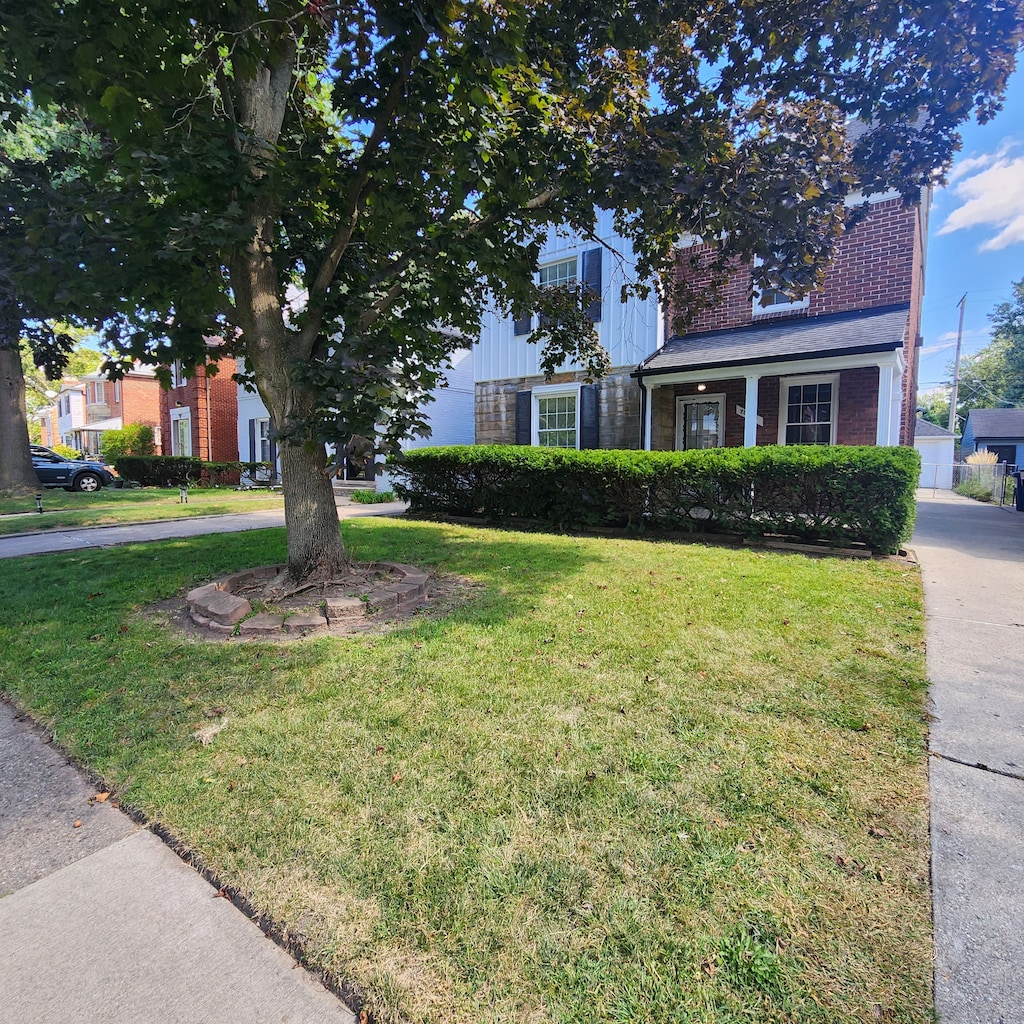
(515, 390), (532, 445)
(582, 247), (602, 322)
(580, 384), (600, 449)
(513, 311), (532, 336)
(268, 437), (278, 480)
(248, 419), (256, 463)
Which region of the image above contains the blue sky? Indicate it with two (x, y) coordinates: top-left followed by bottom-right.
(918, 66), (1024, 399)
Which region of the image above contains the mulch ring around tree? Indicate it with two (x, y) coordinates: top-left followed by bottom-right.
(157, 560), (471, 641)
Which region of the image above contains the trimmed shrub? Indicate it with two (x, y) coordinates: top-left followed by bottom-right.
(114, 455), (204, 487)
(99, 423), (156, 462)
(388, 444), (920, 553)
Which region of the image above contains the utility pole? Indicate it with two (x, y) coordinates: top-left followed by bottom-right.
(947, 293), (967, 433)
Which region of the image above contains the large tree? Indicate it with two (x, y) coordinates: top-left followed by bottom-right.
(1, 1), (1020, 578)
(0, 107), (102, 491)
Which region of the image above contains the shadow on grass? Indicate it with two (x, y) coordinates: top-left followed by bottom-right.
(0, 518), (603, 744)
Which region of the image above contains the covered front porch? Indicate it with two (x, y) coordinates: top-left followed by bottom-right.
(634, 305), (910, 452)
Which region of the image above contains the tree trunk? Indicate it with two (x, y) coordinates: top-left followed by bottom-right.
(227, 36), (347, 582)
(0, 306), (38, 494)
(279, 439), (347, 579)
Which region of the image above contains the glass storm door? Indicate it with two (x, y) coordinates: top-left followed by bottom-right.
(677, 396), (724, 449)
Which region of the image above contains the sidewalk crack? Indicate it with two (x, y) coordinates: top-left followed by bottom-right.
(930, 750), (1024, 783)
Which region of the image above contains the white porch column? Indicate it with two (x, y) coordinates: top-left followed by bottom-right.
(643, 381), (654, 451)
(876, 364), (894, 446)
(743, 374), (759, 447)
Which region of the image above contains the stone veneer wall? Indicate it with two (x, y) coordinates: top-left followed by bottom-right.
(475, 369), (641, 449)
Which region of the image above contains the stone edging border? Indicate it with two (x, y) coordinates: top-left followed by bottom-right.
(186, 562), (429, 636)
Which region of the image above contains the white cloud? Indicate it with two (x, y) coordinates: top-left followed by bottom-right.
(937, 142), (1024, 251)
(920, 339), (959, 357)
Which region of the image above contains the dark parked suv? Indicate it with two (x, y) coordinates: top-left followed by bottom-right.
(30, 445), (119, 492)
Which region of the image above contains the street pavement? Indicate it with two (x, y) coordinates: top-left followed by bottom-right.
(912, 491), (1024, 1024)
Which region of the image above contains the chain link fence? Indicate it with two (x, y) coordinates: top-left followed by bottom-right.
(951, 461), (1017, 507)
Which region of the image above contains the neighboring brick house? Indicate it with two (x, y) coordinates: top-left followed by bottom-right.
(37, 365), (164, 454)
(160, 356), (239, 462)
(475, 186), (928, 455)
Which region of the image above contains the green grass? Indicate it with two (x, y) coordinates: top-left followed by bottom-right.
(349, 488), (397, 503)
(0, 519), (931, 1024)
(0, 487), (283, 535)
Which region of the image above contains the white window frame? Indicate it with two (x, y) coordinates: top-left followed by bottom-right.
(532, 382), (581, 449)
(752, 256), (810, 315)
(170, 360), (186, 388)
(538, 257), (578, 289)
(777, 374), (839, 446)
(170, 407), (192, 456)
(674, 393), (727, 450)
(255, 417), (272, 463)
(113, 380), (121, 403)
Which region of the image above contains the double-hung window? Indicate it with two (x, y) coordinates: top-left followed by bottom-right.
(533, 384), (580, 449)
(779, 376), (837, 445)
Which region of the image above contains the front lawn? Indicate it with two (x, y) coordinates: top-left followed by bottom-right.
(0, 486), (283, 535)
(0, 519), (931, 1024)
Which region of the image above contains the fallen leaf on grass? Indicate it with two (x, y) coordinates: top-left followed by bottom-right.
(868, 825), (890, 839)
(95, 792), (109, 803)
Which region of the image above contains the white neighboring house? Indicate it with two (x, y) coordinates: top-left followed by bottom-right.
(235, 349), (476, 490)
(914, 416), (955, 488)
(375, 348), (476, 492)
(237, 365), (281, 486)
(474, 209), (663, 450)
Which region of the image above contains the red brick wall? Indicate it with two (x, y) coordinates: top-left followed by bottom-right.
(663, 367), (879, 447)
(117, 376), (162, 431)
(159, 359), (238, 462)
(836, 367), (880, 445)
(671, 199), (918, 335)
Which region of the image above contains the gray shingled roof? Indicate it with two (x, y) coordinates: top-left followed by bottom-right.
(914, 417), (954, 437)
(967, 408), (1024, 439)
(638, 303), (910, 376)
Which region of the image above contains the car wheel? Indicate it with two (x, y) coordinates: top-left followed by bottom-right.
(74, 472), (103, 492)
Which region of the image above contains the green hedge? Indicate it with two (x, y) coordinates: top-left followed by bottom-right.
(388, 445), (920, 553)
(114, 456), (242, 487)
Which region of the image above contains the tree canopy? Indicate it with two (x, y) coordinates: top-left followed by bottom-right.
(1, 0), (1021, 576)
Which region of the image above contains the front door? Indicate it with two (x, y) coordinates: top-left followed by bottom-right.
(676, 395), (725, 450)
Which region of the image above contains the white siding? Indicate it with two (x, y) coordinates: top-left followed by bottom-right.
(474, 210), (663, 383)
(376, 349), (475, 491)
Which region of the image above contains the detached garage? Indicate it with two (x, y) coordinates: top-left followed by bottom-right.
(914, 417), (955, 489)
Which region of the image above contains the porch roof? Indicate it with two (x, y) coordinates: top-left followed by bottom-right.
(636, 303), (910, 378)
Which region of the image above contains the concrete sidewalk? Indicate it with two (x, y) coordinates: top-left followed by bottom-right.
(912, 491), (1024, 1024)
(0, 497), (407, 559)
(0, 701), (355, 1024)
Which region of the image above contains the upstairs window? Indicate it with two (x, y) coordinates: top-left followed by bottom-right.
(752, 256), (810, 315)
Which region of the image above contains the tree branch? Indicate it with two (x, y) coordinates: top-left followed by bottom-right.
(300, 35), (425, 350)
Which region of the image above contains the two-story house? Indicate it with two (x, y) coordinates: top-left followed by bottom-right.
(475, 190), (928, 454)
(37, 365), (163, 454)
